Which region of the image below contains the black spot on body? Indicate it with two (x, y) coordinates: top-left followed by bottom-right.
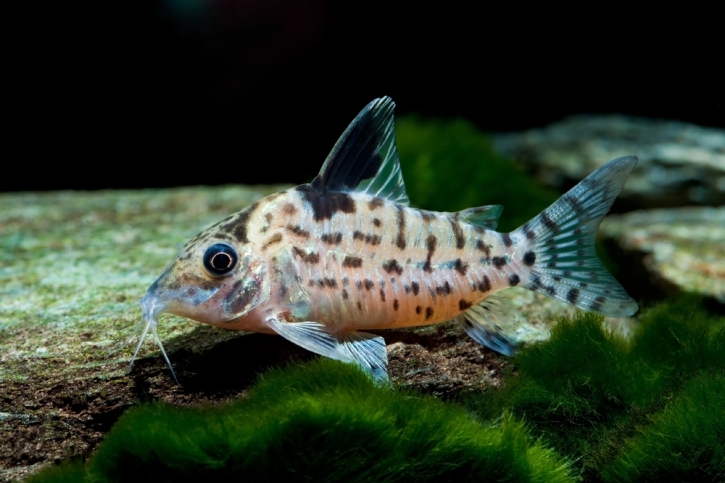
(459, 299), (473, 311)
(226, 202), (259, 243)
(324, 278), (337, 289)
(342, 289), (349, 300)
(364, 279), (374, 291)
(296, 185), (356, 222)
(411, 281), (420, 296)
(477, 275), (492, 292)
(261, 232), (283, 250)
(316, 279), (325, 288)
(379, 288), (386, 301)
(415, 306), (422, 315)
(493, 256), (507, 269)
(475, 239), (491, 256)
(286, 224), (310, 238)
(382, 259), (404, 275)
(419, 210), (436, 223)
(450, 219), (465, 249)
(292, 247), (320, 264)
(283, 203), (297, 215)
(424, 234), (437, 272)
(373, 218), (381, 227)
(343, 256), (363, 268)
(523, 251), (536, 266)
(501, 233), (513, 247)
(368, 198), (384, 210)
(425, 307), (434, 320)
(320, 232), (344, 245)
(395, 207), (407, 250)
(509, 274), (520, 286)
(393, 299), (399, 311)
(454, 258), (468, 276)
(567, 288), (579, 304)
(404, 285), (411, 294)
(357, 302), (363, 310)
(355, 280), (363, 291)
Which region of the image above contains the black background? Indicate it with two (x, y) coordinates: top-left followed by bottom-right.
(6, 2), (723, 192)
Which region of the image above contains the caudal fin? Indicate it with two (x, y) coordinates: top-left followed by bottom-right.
(512, 156), (638, 317)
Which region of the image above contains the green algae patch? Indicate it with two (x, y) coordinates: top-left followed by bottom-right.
(601, 371), (725, 482)
(29, 359), (574, 483)
(462, 296), (725, 480)
(396, 116), (559, 232)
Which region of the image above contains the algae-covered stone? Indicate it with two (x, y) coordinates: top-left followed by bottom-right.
(493, 115), (725, 209)
(600, 206), (725, 303)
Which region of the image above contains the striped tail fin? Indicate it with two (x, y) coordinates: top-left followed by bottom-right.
(512, 156), (638, 317)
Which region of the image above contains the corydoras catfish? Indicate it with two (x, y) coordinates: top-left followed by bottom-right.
(130, 96), (638, 382)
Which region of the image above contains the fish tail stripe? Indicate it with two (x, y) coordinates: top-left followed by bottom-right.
(513, 156), (639, 317)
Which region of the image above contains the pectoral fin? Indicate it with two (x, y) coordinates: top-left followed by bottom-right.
(266, 317), (388, 381)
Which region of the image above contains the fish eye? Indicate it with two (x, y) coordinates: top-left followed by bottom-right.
(203, 243), (238, 276)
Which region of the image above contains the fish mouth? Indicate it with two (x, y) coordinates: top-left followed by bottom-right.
(128, 293), (179, 383)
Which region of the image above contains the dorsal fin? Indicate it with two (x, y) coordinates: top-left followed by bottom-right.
(310, 97), (410, 206)
(459, 205), (504, 230)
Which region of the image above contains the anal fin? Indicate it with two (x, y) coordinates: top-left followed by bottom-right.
(458, 293), (518, 356)
(266, 317), (388, 382)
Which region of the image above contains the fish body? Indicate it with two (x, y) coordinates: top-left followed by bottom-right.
(132, 97), (638, 382)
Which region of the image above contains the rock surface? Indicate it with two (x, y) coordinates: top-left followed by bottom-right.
(493, 115), (725, 209)
(600, 206), (725, 304)
(0, 186), (592, 481)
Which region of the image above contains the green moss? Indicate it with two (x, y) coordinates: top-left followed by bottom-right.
(462, 296), (725, 480)
(30, 359), (573, 483)
(601, 372), (725, 482)
(395, 116), (559, 232)
(26, 459), (88, 483)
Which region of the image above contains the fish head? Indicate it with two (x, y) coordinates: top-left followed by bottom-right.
(140, 227), (270, 327)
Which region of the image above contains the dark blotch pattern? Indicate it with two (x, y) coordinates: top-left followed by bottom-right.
(283, 203), (297, 215)
(523, 251), (536, 267)
(368, 198), (384, 210)
(379, 288), (386, 302)
(501, 233), (513, 247)
(342, 256), (363, 268)
(393, 299), (399, 311)
(382, 259), (404, 275)
(324, 278), (337, 289)
(296, 185), (356, 222)
(475, 239), (491, 256)
(321, 232), (343, 245)
(411, 281), (420, 296)
(342, 289), (349, 300)
(450, 219), (465, 249)
(424, 235), (437, 272)
(435, 282), (452, 296)
(395, 206), (407, 250)
(425, 307), (434, 320)
(353, 231), (381, 246)
(459, 299), (473, 311)
(477, 275), (492, 292)
(492, 256), (507, 269)
(261, 232), (283, 250)
(292, 247), (320, 264)
(226, 202), (259, 243)
(454, 258), (468, 276)
(567, 288), (579, 304)
(415, 306), (422, 315)
(540, 211), (557, 230)
(364, 279), (375, 291)
(286, 224), (310, 238)
(372, 218), (382, 227)
(509, 274), (520, 286)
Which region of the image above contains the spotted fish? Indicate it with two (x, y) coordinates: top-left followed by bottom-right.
(130, 96), (638, 382)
